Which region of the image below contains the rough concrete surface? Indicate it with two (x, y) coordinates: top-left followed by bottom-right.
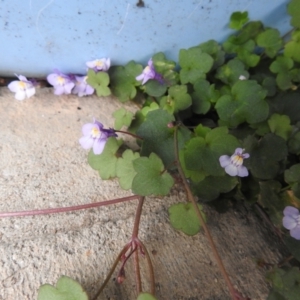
(0, 87), (285, 300)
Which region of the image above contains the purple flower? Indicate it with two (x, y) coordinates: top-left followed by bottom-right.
(8, 74), (36, 100)
(219, 148), (250, 177)
(79, 119), (117, 155)
(47, 71), (75, 95)
(72, 75), (94, 97)
(86, 58), (111, 72)
(283, 206), (300, 240)
(136, 58), (163, 85)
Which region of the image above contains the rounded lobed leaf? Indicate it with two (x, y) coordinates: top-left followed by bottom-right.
(131, 153), (174, 196)
(168, 203), (206, 236)
(37, 276), (88, 300)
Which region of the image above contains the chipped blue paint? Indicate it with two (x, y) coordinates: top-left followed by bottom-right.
(0, 0), (292, 77)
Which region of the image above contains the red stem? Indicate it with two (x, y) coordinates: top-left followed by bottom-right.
(174, 126), (240, 300)
(0, 195), (139, 218)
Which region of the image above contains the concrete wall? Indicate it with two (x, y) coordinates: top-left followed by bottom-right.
(0, 0), (291, 77)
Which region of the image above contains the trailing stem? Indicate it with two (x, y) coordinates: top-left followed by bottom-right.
(93, 196), (155, 299)
(174, 126), (247, 300)
(0, 195), (139, 218)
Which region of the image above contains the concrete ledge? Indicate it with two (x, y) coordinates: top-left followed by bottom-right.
(0, 88), (284, 299)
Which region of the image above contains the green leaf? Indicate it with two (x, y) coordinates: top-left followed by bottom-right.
(237, 48), (260, 68)
(266, 267), (300, 300)
(88, 137), (123, 179)
(288, 131), (300, 154)
(215, 80), (268, 127)
(285, 164), (300, 198)
(256, 29), (283, 58)
(183, 127), (240, 177)
(140, 102), (160, 117)
(284, 30), (300, 63)
(233, 21), (263, 44)
(191, 175), (238, 201)
(267, 290), (286, 300)
(116, 150), (140, 190)
(268, 114), (292, 140)
(152, 52), (178, 86)
(262, 77), (277, 97)
(112, 107), (134, 130)
(270, 56), (294, 74)
(179, 149), (206, 182)
(179, 47), (214, 84)
(269, 56), (296, 90)
(229, 11), (249, 30)
(144, 80), (167, 97)
(137, 293), (158, 300)
(284, 236), (300, 263)
(168, 203), (205, 236)
(160, 85), (192, 113)
(152, 52), (176, 73)
(223, 37), (255, 54)
(37, 276), (88, 300)
(215, 58), (249, 85)
(194, 124), (212, 138)
(287, 0), (300, 28)
(198, 39), (225, 69)
(87, 70), (111, 97)
(131, 153), (174, 196)
(192, 79), (220, 114)
(268, 92), (300, 124)
(109, 61), (143, 102)
(259, 180), (285, 225)
(137, 109), (191, 168)
(248, 133), (287, 180)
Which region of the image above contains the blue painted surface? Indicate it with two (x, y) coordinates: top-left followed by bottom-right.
(0, 0), (291, 77)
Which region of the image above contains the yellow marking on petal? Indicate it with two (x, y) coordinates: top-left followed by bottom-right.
(18, 81), (26, 89)
(144, 66), (150, 72)
(95, 60), (103, 67)
(91, 127), (101, 138)
(57, 76), (65, 84)
(232, 155), (243, 166)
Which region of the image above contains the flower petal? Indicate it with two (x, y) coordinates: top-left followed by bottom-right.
(283, 215), (297, 230)
(47, 74), (59, 86)
(8, 81), (21, 93)
(25, 87), (36, 98)
(237, 165), (249, 177)
(283, 206), (300, 217)
(79, 136), (94, 149)
(17, 75), (28, 82)
(54, 86), (65, 95)
(64, 81), (75, 94)
(219, 155), (231, 167)
(93, 138), (106, 155)
(242, 153), (250, 159)
(81, 123), (94, 135)
(15, 91), (26, 100)
(290, 226), (300, 240)
(234, 148), (243, 155)
(225, 164), (238, 176)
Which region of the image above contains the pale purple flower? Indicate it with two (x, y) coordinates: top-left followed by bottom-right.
(79, 119), (117, 155)
(86, 58), (111, 72)
(47, 71), (75, 95)
(219, 148), (250, 177)
(283, 206), (300, 240)
(239, 75), (247, 80)
(72, 75), (94, 97)
(136, 58), (163, 85)
(8, 74), (36, 100)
